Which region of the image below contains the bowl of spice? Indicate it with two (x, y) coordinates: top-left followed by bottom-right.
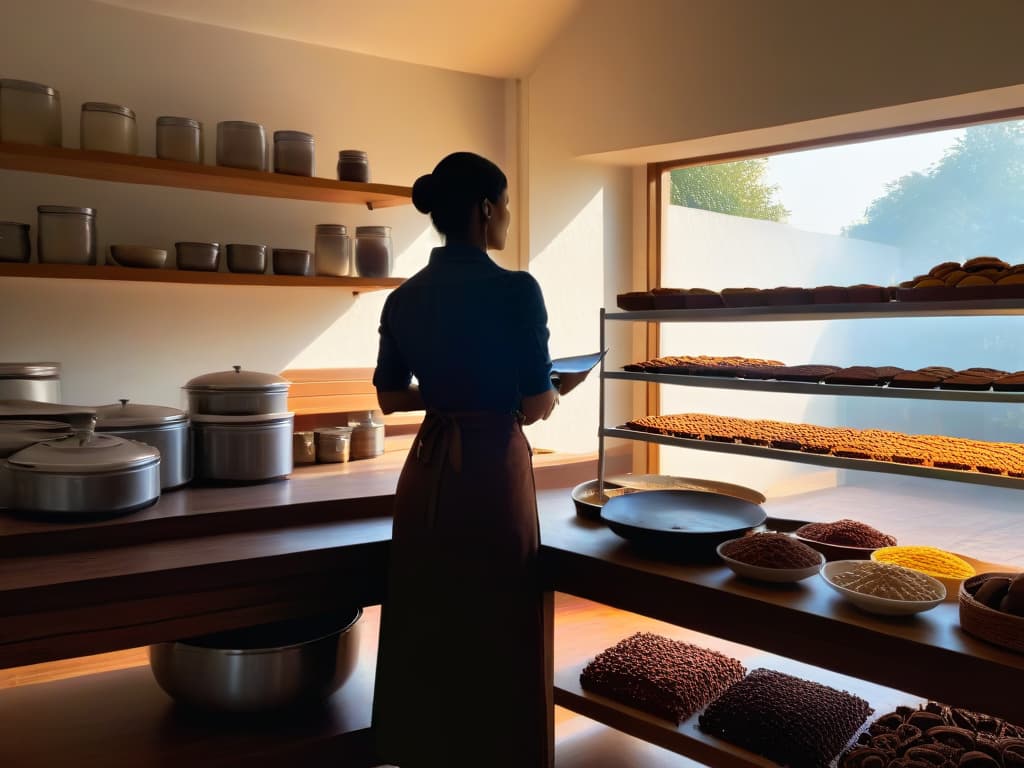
(821, 560), (945, 616)
(717, 533), (825, 583)
(794, 518), (897, 561)
(870, 545), (977, 602)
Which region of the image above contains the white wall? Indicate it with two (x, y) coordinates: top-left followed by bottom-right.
(522, 0), (1024, 460)
(0, 0), (510, 408)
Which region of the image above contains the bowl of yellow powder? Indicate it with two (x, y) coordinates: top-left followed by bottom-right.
(821, 560), (946, 616)
(870, 546), (977, 602)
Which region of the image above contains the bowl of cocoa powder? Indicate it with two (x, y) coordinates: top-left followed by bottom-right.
(794, 518), (897, 561)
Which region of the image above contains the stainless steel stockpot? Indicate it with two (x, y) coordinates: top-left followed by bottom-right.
(0, 420), (72, 509)
(149, 607), (362, 713)
(184, 366), (290, 415)
(0, 363), (61, 403)
(191, 411), (293, 482)
(95, 399), (191, 490)
(6, 420), (160, 517)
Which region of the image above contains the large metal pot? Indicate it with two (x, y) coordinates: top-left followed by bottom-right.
(183, 365), (290, 415)
(5, 417), (161, 517)
(95, 399), (191, 490)
(191, 412), (293, 482)
(0, 420), (72, 509)
(149, 607), (362, 713)
(0, 363), (61, 403)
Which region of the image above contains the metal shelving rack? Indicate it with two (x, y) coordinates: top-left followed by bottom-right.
(596, 302), (1024, 492)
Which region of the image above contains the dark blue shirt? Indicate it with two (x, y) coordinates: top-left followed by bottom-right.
(373, 244), (553, 414)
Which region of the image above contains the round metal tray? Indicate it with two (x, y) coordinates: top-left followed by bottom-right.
(571, 474), (765, 520)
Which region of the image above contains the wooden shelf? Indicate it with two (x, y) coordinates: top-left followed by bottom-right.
(0, 142), (412, 209)
(603, 426), (1024, 489)
(606, 370), (1024, 403)
(0, 606), (381, 768)
(0, 262), (404, 292)
(606, 298), (1024, 322)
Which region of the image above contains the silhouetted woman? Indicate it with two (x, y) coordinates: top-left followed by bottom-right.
(372, 152), (557, 767)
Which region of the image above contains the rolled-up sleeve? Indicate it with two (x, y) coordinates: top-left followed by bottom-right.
(373, 295), (412, 392)
(515, 272), (554, 397)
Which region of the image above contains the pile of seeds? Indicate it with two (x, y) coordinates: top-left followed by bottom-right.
(831, 561), (944, 601)
(698, 668), (872, 768)
(796, 519), (897, 548)
(720, 533), (822, 569)
(579, 632), (746, 723)
(872, 545), (976, 580)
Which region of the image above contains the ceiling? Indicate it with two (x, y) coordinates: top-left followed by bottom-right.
(98, 0), (582, 78)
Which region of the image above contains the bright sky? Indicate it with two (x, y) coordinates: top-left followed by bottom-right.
(763, 127), (965, 235)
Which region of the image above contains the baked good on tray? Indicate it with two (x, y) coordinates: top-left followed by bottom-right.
(623, 413), (1024, 476)
(698, 668), (872, 768)
(897, 257), (1024, 301)
(579, 632), (746, 723)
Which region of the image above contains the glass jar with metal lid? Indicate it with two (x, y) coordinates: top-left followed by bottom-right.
(183, 365), (291, 415)
(37, 205), (96, 265)
(293, 431), (316, 465)
(0, 221), (30, 263)
(314, 224), (351, 277)
(0, 79), (62, 146)
(354, 226), (392, 278)
(217, 121), (267, 171)
(315, 426), (352, 463)
(80, 102), (138, 154)
(0, 362), (61, 402)
(337, 150), (369, 183)
(274, 130), (315, 177)
(347, 411), (384, 460)
(157, 116), (202, 164)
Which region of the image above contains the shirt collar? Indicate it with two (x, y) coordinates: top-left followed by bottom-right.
(428, 243), (492, 265)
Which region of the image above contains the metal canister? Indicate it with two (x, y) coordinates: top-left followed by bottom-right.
(347, 412), (383, 460)
(157, 116), (202, 163)
(273, 130), (315, 176)
(354, 226), (392, 278)
(337, 150), (369, 182)
(315, 426), (351, 463)
(0, 79), (62, 146)
(80, 102), (138, 154)
(0, 362), (61, 402)
(37, 205), (96, 265)
(314, 224), (351, 277)
(0, 222), (30, 263)
(217, 121), (267, 171)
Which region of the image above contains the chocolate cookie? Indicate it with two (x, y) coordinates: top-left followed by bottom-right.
(891, 372), (944, 389)
(825, 366), (885, 385)
(940, 374), (996, 391)
(992, 372), (1024, 392)
(774, 364), (841, 382)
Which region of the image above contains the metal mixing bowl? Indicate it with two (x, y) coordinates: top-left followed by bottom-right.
(149, 607), (362, 713)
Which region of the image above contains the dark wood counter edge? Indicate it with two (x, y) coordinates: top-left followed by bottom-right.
(2, 483), (1023, 724)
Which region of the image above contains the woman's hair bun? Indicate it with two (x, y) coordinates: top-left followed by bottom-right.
(412, 173), (435, 214)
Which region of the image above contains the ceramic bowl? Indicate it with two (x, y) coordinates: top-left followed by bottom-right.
(820, 560), (945, 616)
(109, 244), (167, 268)
(716, 539), (825, 583)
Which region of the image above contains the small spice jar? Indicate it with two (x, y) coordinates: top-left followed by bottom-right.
(156, 116), (202, 163)
(37, 206), (96, 265)
(0, 222), (31, 263)
(80, 102), (138, 154)
(314, 224), (351, 277)
(0, 79), (62, 146)
(354, 226), (393, 278)
(293, 431), (316, 465)
(347, 411), (384, 460)
(315, 426), (352, 463)
(337, 150), (369, 182)
(216, 121), (267, 171)
(274, 130), (315, 176)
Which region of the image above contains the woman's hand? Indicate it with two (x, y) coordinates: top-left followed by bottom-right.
(521, 387), (558, 425)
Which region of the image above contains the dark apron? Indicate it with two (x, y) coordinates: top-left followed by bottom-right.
(372, 410), (547, 767)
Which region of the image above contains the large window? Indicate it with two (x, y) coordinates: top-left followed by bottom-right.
(654, 116), (1024, 508)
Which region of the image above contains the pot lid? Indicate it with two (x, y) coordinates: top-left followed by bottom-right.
(95, 399), (187, 428)
(0, 419), (71, 432)
(8, 430), (160, 473)
(157, 115), (200, 128)
(0, 79), (59, 97)
(0, 399), (94, 419)
(0, 427), (70, 458)
(190, 411), (293, 424)
(274, 130), (314, 143)
(184, 366), (290, 393)
(82, 101), (136, 119)
(0, 363), (60, 379)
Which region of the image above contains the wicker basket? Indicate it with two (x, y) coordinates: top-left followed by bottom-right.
(959, 573), (1024, 654)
